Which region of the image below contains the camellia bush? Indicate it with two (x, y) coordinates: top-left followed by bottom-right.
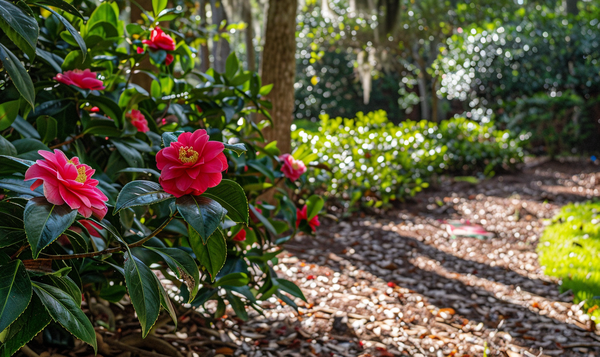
(0, 0), (322, 355)
(293, 110), (527, 208)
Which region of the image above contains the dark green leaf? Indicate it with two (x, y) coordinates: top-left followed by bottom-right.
(24, 197), (77, 258)
(223, 143), (247, 156)
(34, 0), (83, 19)
(189, 227), (226, 281)
(177, 195), (225, 243)
(36, 116), (58, 144)
(41, 275), (82, 307)
(32, 282), (96, 352)
(214, 272), (249, 287)
(0, 44), (35, 108)
(41, 6), (86, 59)
(161, 131), (182, 147)
(0, 0), (38, 59)
(114, 180), (173, 213)
(0, 294), (51, 357)
(225, 291), (247, 321)
(145, 247), (199, 302)
(112, 140), (143, 167)
(0, 260), (32, 332)
(0, 136), (17, 156)
(0, 176), (43, 196)
(203, 179), (248, 224)
(86, 96), (123, 128)
(275, 278), (306, 301)
(124, 251), (160, 338)
(0, 155), (33, 175)
(12, 116), (41, 139)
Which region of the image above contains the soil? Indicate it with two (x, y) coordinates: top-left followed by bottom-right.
(23, 159), (600, 357)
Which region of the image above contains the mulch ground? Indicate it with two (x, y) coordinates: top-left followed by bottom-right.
(24, 159), (600, 357)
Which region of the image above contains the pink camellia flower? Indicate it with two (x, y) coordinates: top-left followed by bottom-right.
(296, 205), (320, 232)
(165, 53), (174, 66)
(142, 27), (176, 51)
(89, 106), (100, 113)
(279, 154), (306, 181)
(136, 47), (144, 54)
(233, 229), (246, 242)
(156, 129), (228, 197)
(54, 69), (105, 90)
(79, 220), (103, 238)
(25, 150), (108, 219)
(126, 109), (149, 133)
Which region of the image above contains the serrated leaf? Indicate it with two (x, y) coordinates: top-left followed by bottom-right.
(114, 180), (173, 213)
(145, 247), (199, 302)
(0, 260), (32, 332)
(189, 227), (226, 282)
(32, 282), (96, 352)
(0, 294), (51, 357)
(24, 198), (77, 259)
(203, 179), (248, 224)
(176, 195), (225, 244)
(223, 143), (247, 156)
(124, 251), (160, 338)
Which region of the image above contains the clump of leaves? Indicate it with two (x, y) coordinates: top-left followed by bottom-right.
(293, 110), (526, 208)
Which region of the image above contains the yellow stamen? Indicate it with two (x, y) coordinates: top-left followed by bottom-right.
(179, 146), (199, 164)
(75, 166), (87, 183)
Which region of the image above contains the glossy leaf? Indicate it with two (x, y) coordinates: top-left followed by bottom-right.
(176, 195), (225, 244)
(24, 197), (77, 259)
(226, 291), (247, 321)
(0, 0), (39, 59)
(305, 195), (324, 220)
(0, 44), (35, 108)
(0, 100), (19, 131)
(189, 227), (226, 281)
(223, 143), (247, 156)
(203, 179), (248, 224)
(33, 282), (97, 352)
(0, 294), (51, 357)
(114, 180), (173, 213)
(41, 6), (87, 59)
(145, 247), (199, 302)
(0, 260), (32, 332)
(124, 251), (160, 338)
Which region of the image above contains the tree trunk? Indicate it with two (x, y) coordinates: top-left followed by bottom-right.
(211, 0), (231, 73)
(199, 0), (210, 72)
(259, 0), (298, 154)
(565, 0), (578, 15)
(241, 0), (255, 71)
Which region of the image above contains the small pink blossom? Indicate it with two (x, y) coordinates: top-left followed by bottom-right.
(296, 205), (320, 232)
(54, 69), (105, 90)
(279, 154), (306, 181)
(126, 109), (149, 133)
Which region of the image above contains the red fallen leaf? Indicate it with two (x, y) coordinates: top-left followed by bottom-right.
(387, 282), (396, 288)
(587, 305), (599, 314)
(306, 275), (315, 280)
(522, 335), (537, 341)
(531, 301), (541, 309)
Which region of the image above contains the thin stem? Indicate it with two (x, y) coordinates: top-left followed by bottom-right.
(126, 57), (137, 89)
(38, 216), (175, 261)
(49, 133), (85, 149)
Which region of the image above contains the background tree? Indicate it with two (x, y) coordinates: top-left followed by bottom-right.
(260, 0), (298, 154)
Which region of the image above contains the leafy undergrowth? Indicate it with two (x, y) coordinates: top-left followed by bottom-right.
(538, 201), (600, 319)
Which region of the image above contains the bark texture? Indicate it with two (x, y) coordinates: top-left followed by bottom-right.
(259, 0), (298, 154)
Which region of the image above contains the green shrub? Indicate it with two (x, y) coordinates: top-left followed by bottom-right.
(292, 110), (526, 207)
(537, 201), (600, 319)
